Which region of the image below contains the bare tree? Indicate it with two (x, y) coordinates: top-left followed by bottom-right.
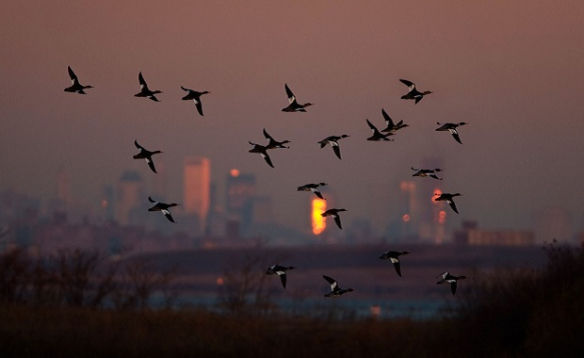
(217, 242), (281, 316)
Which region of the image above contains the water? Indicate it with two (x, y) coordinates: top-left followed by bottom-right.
(151, 293), (446, 320)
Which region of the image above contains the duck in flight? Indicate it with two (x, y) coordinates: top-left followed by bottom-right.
(263, 128), (291, 149)
(282, 84), (313, 112)
(266, 265), (295, 289)
(318, 135), (349, 160)
(180, 86), (209, 116)
(436, 122), (467, 144)
(134, 72), (162, 102)
(64, 66), (93, 94)
(379, 250), (409, 277)
(436, 272), (466, 295)
(434, 192), (461, 214)
(297, 182), (327, 200)
(399, 79), (432, 104)
(147, 196), (178, 223)
(411, 167), (443, 180)
(323, 275), (354, 297)
(248, 141), (274, 168)
(133, 140), (162, 174)
(366, 119), (394, 141)
(381, 108), (409, 133)
(321, 208), (347, 230)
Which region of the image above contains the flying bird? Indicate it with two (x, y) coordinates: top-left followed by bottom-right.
(381, 108), (409, 133)
(436, 272), (467, 295)
(281, 84), (313, 112)
(434, 192), (462, 214)
(399, 79), (432, 104)
(147, 196), (178, 223)
(263, 128), (290, 149)
(64, 66), (93, 94)
(411, 167), (443, 180)
(318, 135), (349, 160)
(266, 265), (295, 289)
(379, 251), (409, 277)
(248, 142), (274, 168)
(134, 72), (162, 102)
(323, 275), (354, 297)
(436, 122), (467, 144)
(321, 208), (347, 230)
(180, 86), (209, 116)
(366, 119), (394, 141)
(133, 140), (162, 174)
(297, 182), (327, 200)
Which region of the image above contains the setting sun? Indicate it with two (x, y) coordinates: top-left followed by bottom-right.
(311, 198), (326, 235)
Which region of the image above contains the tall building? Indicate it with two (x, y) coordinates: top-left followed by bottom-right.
(226, 169), (256, 235)
(398, 180), (418, 240)
(183, 156), (211, 234)
(115, 170), (144, 226)
(416, 157), (446, 244)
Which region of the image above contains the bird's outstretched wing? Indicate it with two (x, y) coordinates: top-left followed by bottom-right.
(68, 66), (78, 82)
(194, 100), (203, 116)
(451, 130), (463, 144)
(399, 79), (415, 90)
(138, 72), (147, 87)
(284, 84), (295, 103)
(261, 152), (274, 168)
(162, 210), (176, 223)
(279, 274), (287, 288)
(334, 215), (343, 229)
(332, 144), (342, 160)
(449, 200), (459, 214)
(322, 275), (338, 290)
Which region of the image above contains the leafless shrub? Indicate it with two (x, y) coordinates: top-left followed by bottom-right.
(453, 240), (584, 356)
(0, 247), (31, 303)
(0, 247), (178, 311)
(111, 258), (178, 310)
(217, 244), (277, 316)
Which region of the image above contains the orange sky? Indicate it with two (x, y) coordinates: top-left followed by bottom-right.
(1, 1), (583, 236)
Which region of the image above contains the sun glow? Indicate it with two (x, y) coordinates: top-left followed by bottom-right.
(311, 198), (326, 235)
(438, 210), (447, 224)
(433, 188), (443, 202)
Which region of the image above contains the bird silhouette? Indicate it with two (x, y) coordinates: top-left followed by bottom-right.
(64, 66), (93, 94)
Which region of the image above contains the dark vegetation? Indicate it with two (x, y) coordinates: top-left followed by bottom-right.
(0, 242), (583, 357)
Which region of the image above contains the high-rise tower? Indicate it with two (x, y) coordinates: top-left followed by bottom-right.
(183, 156), (211, 233)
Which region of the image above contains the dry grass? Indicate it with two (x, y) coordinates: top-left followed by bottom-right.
(2, 242), (584, 357)
(0, 304), (451, 357)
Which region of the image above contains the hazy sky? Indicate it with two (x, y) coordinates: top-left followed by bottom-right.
(1, 1), (583, 234)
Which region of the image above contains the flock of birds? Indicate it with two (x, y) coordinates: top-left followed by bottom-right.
(64, 66), (468, 297)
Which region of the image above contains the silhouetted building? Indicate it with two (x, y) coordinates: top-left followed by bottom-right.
(367, 183), (395, 238)
(454, 221), (534, 246)
(398, 180), (418, 240)
(183, 156), (211, 235)
(115, 170), (144, 226)
(226, 169), (256, 234)
(250, 196), (273, 226)
(417, 157), (446, 244)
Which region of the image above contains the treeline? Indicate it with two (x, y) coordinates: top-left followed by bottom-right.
(0, 247), (177, 310)
(450, 240), (584, 356)
(1, 242), (583, 357)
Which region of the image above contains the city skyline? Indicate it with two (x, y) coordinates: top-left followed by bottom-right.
(1, 1), (583, 241)
(0, 161), (577, 246)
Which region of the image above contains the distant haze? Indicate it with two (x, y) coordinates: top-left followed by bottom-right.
(1, 1), (583, 236)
